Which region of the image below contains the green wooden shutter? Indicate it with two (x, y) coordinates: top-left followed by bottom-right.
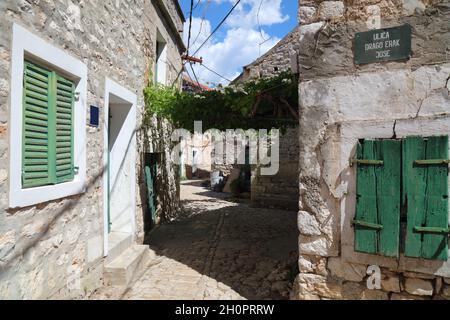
(403, 136), (449, 261)
(354, 139), (401, 257)
(54, 74), (75, 183)
(22, 62), (52, 188)
(22, 61), (75, 188)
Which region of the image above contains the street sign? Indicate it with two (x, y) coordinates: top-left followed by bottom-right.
(354, 24), (412, 65)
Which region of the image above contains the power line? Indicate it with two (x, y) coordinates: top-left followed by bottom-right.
(172, 0), (241, 87)
(191, 0), (212, 49)
(200, 63), (232, 83)
(193, 0), (202, 10)
(189, 62), (202, 88)
(186, 0), (195, 55)
(256, 0), (272, 56)
(191, 0), (241, 57)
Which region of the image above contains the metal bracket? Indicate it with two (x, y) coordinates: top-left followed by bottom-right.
(352, 220), (383, 230)
(413, 226), (450, 234)
(350, 159), (384, 167)
(414, 159), (450, 166)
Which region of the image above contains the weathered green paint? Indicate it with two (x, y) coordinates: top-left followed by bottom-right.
(22, 61), (75, 188)
(350, 159), (384, 167)
(377, 139), (401, 257)
(354, 24), (412, 65)
(403, 136), (449, 261)
(145, 159), (158, 225)
(354, 139), (401, 257)
(55, 74), (75, 183)
(22, 62), (51, 188)
(415, 159), (450, 165)
(352, 220), (383, 230)
(414, 226), (450, 234)
(355, 140), (378, 254)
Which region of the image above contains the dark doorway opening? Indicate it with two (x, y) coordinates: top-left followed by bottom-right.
(143, 153), (160, 232)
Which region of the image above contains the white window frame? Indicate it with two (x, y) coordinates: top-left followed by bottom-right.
(9, 23), (87, 208)
(155, 31), (168, 85)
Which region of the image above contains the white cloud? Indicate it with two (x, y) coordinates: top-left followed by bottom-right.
(183, 0), (288, 86)
(226, 0), (289, 29)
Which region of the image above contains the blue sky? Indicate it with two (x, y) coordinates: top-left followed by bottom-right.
(179, 0), (298, 86)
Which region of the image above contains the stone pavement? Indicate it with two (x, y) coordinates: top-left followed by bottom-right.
(93, 180), (298, 300)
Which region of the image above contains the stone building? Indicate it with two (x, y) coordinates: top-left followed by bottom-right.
(230, 28), (300, 211)
(293, 0), (450, 299)
(0, 0), (184, 299)
(232, 27), (300, 83)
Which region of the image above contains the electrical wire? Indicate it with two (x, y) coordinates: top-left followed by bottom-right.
(171, 0), (241, 87)
(191, 0), (212, 49)
(256, 0), (272, 56)
(200, 63), (232, 83)
(186, 0), (195, 56)
(191, 0), (241, 57)
(189, 62), (202, 88)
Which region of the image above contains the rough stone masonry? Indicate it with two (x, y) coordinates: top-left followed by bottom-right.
(293, 0), (450, 300)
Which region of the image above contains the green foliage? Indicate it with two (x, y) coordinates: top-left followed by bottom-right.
(143, 71), (299, 132)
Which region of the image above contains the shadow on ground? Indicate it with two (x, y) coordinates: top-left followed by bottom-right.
(144, 180), (299, 300)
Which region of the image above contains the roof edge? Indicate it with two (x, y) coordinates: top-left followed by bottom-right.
(154, 0), (186, 52)
(174, 0), (186, 22)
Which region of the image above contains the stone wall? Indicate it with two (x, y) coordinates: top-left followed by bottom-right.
(251, 127), (299, 211)
(293, 0), (450, 300)
(234, 27), (300, 83)
(0, 0), (183, 299)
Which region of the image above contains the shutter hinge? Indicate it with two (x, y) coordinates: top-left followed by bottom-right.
(414, 159), (450, 166)
(352, 220), (383, 230)
(413, 226), (450, 234)
(350, 159), (384, 167)
(73, 166), (79, 175)
(74, 92), (80, 102)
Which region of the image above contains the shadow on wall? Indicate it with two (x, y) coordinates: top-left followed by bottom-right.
(2, 123), (143, 281)
(138, 116), (181, 232)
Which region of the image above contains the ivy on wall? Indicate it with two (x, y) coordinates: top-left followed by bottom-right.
(143, 71), (299, 132)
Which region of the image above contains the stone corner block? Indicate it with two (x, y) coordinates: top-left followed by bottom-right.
(298, 211), (321, 236)
(327, 257), (366, 282)
(404, 278), (434, 296)
(299, 234), (337, 257)
(317, 1), (345, 21)
(299, 6), (317, 25)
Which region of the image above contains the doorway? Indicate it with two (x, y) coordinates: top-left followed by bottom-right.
(143, 153), (160, 230)
(102, 78), (137, 256)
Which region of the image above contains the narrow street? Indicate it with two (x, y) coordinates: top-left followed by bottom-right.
(94, 180), (298, 300)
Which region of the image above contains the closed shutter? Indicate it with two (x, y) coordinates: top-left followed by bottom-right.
(403, 136), (449, 261)
(354, 139), (401, 258)
(55, 74), (75, 183)
(22, 61), (75, 188)
(22, 62), (52, 188)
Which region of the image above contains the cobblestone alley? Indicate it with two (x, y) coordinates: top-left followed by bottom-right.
(93, 180), (298, 300)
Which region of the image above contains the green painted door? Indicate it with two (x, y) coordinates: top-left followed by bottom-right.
(403, 136), (449, 261)
(145, 161), (158, 225)
(354, 139), (402, 258)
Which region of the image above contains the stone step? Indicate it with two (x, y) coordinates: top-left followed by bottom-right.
(104, 244), (154, 287)
(106, 231), (133, 264)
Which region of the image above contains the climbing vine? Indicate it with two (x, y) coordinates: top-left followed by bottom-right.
(143, 71), (299, 132)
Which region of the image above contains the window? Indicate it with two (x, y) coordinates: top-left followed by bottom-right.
(353, 136), (449, 261)
(155, 31), (167, 85)
(9, 24), (87, 208)
(22, 61), (75, 188)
